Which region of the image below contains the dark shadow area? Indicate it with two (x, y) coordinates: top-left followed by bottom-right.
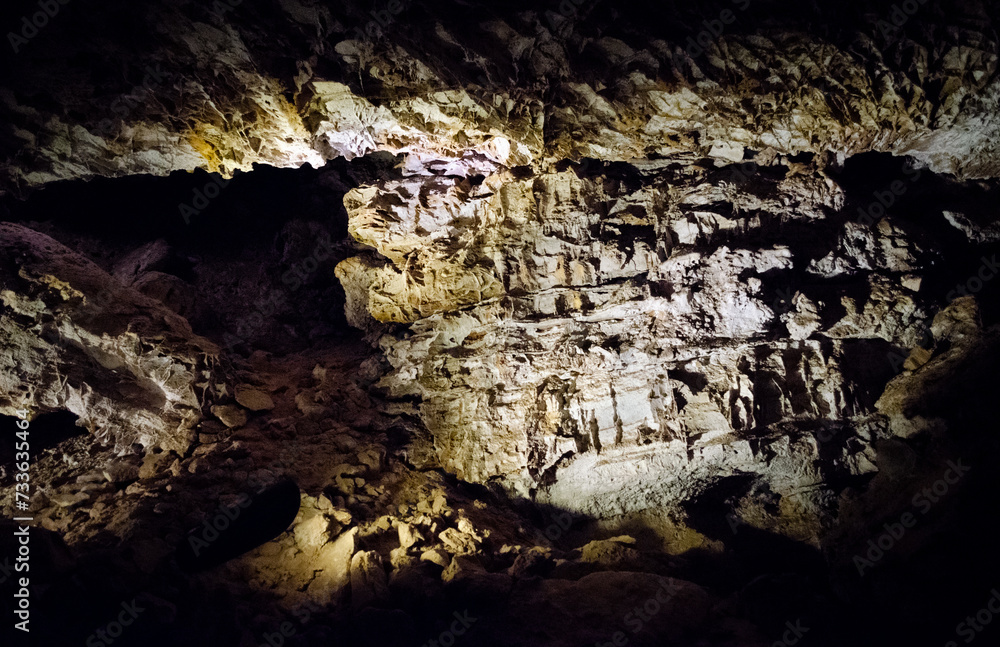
(0, 410), (83, 467)
(836, 338), (904, 411)
(828, 152), (920, 194)
(175, 478), (301, 573)
(678, 474), (888, 647)
(1, 160), (363, 251)
(681, 474), (828, 584)
(0, 153), (407, 356)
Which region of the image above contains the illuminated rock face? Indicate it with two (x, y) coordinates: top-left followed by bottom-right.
(0, 223), (221, 453)
(2, 2), (1000, 645)
(336, 153), (935, 544)
(1, 0), (997, 543)
(2, 0), (999, 197)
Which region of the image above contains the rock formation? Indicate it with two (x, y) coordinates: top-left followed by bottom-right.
(1, 1), (999, 646)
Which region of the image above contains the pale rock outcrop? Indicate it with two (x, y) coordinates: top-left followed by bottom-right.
(3, 1), (1000, 196)
(0, 223), (220, 452)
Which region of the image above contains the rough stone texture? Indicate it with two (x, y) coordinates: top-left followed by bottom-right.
(335, 154), (945, 549)
(210, 403), (247, 428)
(234, 386), (275, 411)
(0, 222), (220, 452)
(2, 1), (1000, 646)
(2, 1), (1000, 197)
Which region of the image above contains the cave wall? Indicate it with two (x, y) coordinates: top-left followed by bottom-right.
(1, 0), (999, 195)
(1, 2), (1000, 644)
(2, 0), (999, 541)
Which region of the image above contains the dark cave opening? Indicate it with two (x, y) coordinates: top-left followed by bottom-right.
(0, 155), (413, 354)
(0, 162), (358, 249)
(0, 410), (84, 467)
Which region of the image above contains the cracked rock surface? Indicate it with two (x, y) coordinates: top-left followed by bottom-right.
(2, 0), (1000, 195)
(1, 1), (1000, 646)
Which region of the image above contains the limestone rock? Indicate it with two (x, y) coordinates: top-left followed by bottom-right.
(4, 2), (1000, 195)
(420, 548), (451, 569)
(1, 3), (999, 645)
(306, 528), (357, 606)
(397, 522), (424, 549)
(0, 223), (219, 453)
(235, 387), (275, 411)
(350, 550), (389, 610)
(211, 404), (248, 428)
